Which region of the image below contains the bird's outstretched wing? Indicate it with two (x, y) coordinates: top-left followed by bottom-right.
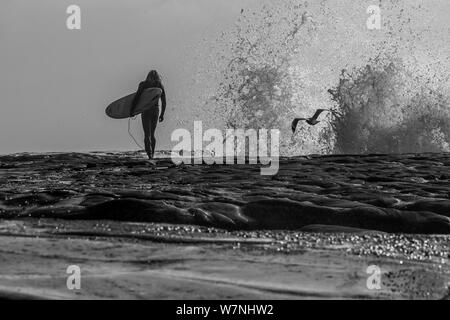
(291, 118), (305, 133)
(311, 109), (329, 121)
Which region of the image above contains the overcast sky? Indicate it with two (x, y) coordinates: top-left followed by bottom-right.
(1, 0), (449, 154)
(0, 0), (253, 154)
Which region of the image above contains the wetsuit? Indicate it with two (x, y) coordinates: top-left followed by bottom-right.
(130, 80), (166, 159)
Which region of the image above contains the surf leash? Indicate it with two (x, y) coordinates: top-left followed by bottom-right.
(128, 117), (145, 150)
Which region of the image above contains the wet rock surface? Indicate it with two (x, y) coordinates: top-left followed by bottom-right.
(0, 219), (449, 300)
(1, 151), (450, 299)
(1, 151), (450, 234)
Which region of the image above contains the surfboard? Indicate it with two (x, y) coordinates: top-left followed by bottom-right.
(106, 88), (162, 119)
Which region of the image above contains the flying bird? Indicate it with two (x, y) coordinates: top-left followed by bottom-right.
(291, 109), (331, 133)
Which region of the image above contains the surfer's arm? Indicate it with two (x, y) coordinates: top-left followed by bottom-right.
(161, 87), (166, 115)
(159, 86), (166, 121)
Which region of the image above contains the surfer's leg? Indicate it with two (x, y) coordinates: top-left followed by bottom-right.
(141, 111), (152, 159)
(149, 106), (159, 159)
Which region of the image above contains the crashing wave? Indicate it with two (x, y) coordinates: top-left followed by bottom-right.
(195, 0), (450, 155)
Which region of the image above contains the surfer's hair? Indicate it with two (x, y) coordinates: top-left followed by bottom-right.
(146, 70), (162, 83)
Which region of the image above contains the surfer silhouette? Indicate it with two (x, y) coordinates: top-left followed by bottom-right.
(130, 70), (166, 160)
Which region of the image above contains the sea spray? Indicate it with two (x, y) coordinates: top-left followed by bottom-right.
(192, 0), (450, 155)
(327, 57), (450, 154)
